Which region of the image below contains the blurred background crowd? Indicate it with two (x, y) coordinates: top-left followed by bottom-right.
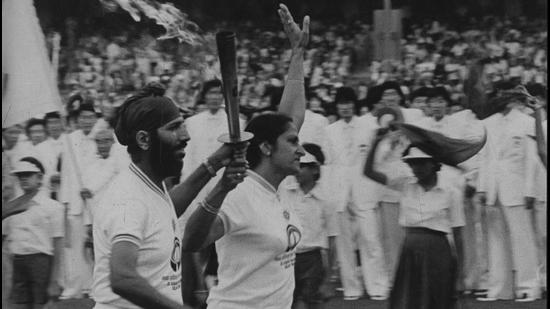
(2, 0), (548, 308)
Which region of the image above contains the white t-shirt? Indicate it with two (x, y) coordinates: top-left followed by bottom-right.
(208, 171), (302, 309)
(3, 192), (64, 255)
(281, 178), (338, 253)
(386, 175), (465, 234)
(92, 163), (183, 309)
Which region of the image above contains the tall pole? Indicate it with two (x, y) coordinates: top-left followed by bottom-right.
(384, 0), (391, 10)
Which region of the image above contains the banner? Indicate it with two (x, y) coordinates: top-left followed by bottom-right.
(2, 0), (62, 128)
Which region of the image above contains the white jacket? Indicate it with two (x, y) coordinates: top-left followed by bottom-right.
(477, 109), (538, 206)
(323, 116), (379, 211)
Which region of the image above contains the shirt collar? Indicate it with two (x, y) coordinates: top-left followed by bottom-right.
(247, 170), (278, 195)
(129, 163), (170, 202)
(284, 176), (323, 200)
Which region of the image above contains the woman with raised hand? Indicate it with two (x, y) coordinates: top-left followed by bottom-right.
(364, 126), (469, 309)
(181, 4), (310, 309)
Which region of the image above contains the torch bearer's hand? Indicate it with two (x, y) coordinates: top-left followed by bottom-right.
(208, 142), (249, 171)
(278, 3), (310, 51)
(219, 144), (249, 191)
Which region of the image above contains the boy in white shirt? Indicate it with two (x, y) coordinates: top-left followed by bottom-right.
(2, 157), (64, 309)
(283, 144), (338, 309)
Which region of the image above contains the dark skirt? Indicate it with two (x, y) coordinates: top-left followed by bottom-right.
(389, 227), (457, 309)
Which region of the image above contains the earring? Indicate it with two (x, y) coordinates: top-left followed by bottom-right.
(266, 151), (271, 156)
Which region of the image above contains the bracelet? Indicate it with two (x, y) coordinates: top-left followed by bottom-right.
(202, 159), (217, 177)
(200, 200), (220, 215)
(286, 79), (304, 84)
(194, 289), (209, 294)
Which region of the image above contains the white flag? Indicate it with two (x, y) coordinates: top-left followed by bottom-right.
(2, 0), (62, 128)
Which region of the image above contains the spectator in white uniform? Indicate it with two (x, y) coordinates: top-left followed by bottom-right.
(180, 79), (246, 209)
(323, 86), (389, 300)
(369, 83), (423, 288)
(524, 91), (547, 292)
(446, 93), (490, 295)
(58, 100), (98, 299)
(283, 144), (338, 308)
(417, 87), (455, 135)
(24, 118), (47, 148)
(476, 93), (541, 302)
(35, 112), (65, 198)
(3, 125), (32, 172)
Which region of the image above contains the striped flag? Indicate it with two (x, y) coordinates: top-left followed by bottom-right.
(2, 0), (62, 128)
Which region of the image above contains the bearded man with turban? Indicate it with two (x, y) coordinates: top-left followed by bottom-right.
(91, 83), (248, 309)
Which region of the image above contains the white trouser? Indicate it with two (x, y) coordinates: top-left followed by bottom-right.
(61, 214), (93, 298)
(378, 201), (404, 286)
(534, 201), (547, 290)
(486, 201), (541, 299)
(335, 205), (389, 297)
(462, 196), (489, 291)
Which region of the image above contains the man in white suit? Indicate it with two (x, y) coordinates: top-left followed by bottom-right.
(476, 96), (541, 302)
(58, 101), (98, 299)
(179, 79), (246, 214)
(367, 82), (425, 287)
(323, 87), (389, 300)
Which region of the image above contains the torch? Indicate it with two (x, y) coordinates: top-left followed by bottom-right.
(215, 31), (253, 144)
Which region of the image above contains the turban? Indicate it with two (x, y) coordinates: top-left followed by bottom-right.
(115, 83), (180, 146)
(393, 122), (486, 167)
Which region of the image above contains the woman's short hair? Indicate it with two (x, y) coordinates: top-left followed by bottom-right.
(244, 112), (294, 169)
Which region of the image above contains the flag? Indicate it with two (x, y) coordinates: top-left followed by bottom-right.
(393, 122), (487, 167)
(2, 0), (62, 128)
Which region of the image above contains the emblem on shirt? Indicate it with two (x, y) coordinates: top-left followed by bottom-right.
(170, 237), (181, 272)
(286, 224), (301, 252)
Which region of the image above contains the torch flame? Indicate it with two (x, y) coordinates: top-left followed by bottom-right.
(102, 0), (202, 45)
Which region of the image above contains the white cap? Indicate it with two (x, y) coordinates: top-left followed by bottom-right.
(300, 151), (319, 165)
(10, 161), (41, 174)
(402, 147), (433, 161)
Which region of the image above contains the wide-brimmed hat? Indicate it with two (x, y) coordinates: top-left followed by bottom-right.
(10, 161), (41, 174)
(402, 146), (433, 161)
(300, 151), (319, 165)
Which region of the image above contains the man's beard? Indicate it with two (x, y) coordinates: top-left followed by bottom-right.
(150, 132), (184, 179)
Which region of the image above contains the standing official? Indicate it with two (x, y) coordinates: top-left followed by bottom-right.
(323, 87), (389, 300)
(476, 96), (541, 302)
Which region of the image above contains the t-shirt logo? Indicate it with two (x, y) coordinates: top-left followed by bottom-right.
(170, 237), (181, 272)
(286, 224), (301, 252)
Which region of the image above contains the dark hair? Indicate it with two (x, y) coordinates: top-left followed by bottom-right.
(409, 87), (431, 101)
(525, 83), (547, 100)
(426, 86), (452, 105)
(378, 81), (406, 106)
(199, 79), (222, 102)
(244, 112), (293, 169)
(19, 156), (45, 174)
(334, 87), (357, 105)
(44, 112), (61, 122)
(302, 143), (325, 165)
(363, 84), (382, 111)
(25, 118), (46, 135)
(75, 99), (98, 118)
